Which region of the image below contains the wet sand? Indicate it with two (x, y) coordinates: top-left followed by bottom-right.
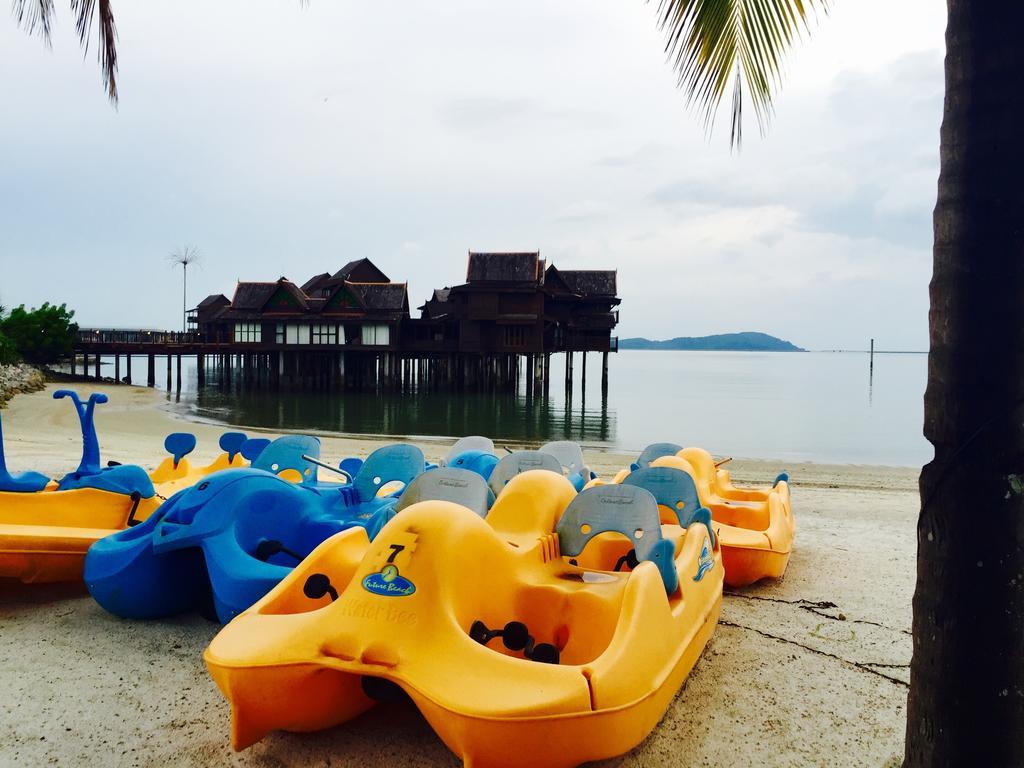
(0, 384), (917, 767)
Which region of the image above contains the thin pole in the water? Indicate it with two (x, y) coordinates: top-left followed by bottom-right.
(869, 338), (875, 398)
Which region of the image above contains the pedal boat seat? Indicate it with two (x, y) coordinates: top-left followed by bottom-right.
(441, 436), (495, 466)
(487, 451), (564, 498)
(539, 440), (594, 491)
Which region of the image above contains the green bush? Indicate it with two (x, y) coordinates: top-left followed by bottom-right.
(0, 305), (14, 364)
(0, 303), (79, 365)
(0, 330), (17, 365)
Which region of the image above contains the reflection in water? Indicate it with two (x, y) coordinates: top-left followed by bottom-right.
(190, 384), (615, 445)
(868, 357), (874, 406)
(63, 350), (931, 465)
(869, 340), (875, 406)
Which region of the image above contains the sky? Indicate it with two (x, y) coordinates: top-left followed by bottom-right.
(0, 1), (947, 351)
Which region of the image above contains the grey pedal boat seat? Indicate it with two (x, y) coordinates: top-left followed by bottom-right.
(442, 436), (495, 466)
(621, 466), (715, 545)
(539, 440), (588, 476)
(395, 467), (494, 518)
(633, 442), (683, 470)
(556, 484), (679, 594)
(487, 451), (564, 497)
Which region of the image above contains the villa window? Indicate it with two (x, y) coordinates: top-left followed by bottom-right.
(233, 323), (262, 343)
(311, 323), (338, 345)
(276, 323), (284, 344)
(361, 323), (390, 346)
(284, 324), (311, 345)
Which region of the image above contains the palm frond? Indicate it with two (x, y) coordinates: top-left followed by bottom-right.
(11, 0), (56, 45)
(653, 0), (828, 147)
(12, 0), (118, 102)
(13, 2), (323, 105)
(70, 0), (118, 103)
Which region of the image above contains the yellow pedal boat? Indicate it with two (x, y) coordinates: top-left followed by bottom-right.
(205, 469), (722, 767)
(611, 444), (794, 587)
(0, 391), (164, 583)
(0, 489), (161, 584)
(0, 395), (246, 585)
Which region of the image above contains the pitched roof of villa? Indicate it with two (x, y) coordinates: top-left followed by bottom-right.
(327, 258), (390, 286)
(300, 273), (332, 295)
(349, 282), (408, 312)
(230, 282), (278, 310)
(558, 270), (618, 297)
(197, 293), (230, 309)
(231, 278), (309, 312)
(466, 252), (543, 283)
(419, 287), (453, 318)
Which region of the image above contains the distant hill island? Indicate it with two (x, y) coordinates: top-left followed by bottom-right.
(619, 332), (805, 352)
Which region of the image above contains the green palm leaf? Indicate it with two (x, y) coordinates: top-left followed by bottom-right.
(12, 0), (118, 102)
(652, 0), (829, 146)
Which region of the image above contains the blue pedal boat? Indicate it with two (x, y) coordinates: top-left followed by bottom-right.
(84, 438), (427, 622)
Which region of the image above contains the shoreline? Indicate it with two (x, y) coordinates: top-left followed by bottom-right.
(0, 382), (918, 766)
(1, 382), (921, 492)
(165, 391), (929, 471)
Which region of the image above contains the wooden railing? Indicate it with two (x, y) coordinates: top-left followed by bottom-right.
(75, 329), (618, 353)
(77, 329), (198, 345)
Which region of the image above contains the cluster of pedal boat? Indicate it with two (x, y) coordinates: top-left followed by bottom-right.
(0, 390), (795, 767)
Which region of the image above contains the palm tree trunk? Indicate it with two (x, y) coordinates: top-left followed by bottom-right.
(905, 1), (1024, 764)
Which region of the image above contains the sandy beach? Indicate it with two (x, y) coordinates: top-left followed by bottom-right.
(0, 384), (918, 767)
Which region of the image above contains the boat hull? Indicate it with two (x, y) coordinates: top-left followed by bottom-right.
(0, 488), (160, 583)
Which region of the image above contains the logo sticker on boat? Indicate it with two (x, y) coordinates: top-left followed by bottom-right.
(694, 536), (714, 582)
(362, 563), (416, 597)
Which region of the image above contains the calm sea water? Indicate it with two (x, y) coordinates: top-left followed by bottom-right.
(80, 350), (930, 467)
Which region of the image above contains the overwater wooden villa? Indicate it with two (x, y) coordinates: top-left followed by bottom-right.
(73, 252), (620, 393)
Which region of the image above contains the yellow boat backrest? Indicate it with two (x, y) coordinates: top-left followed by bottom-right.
(484, 470), (577, 546)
